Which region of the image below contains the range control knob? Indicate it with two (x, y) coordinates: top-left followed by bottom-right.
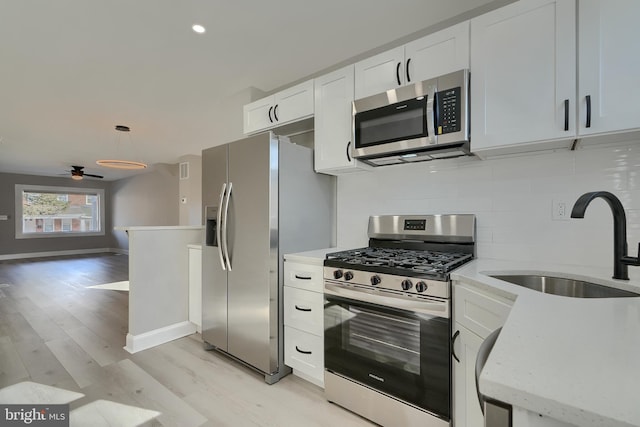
(370, 275), (381, 286)
(401, 279), (413, 291)
(333, 270), (343, 280)
(344, 271), (354, 281)
(415, 281), (428, 293)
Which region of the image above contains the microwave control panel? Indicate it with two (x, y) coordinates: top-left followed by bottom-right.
(436, 87), (461, 135)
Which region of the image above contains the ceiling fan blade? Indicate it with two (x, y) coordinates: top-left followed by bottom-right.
(83, 173), (104, 179)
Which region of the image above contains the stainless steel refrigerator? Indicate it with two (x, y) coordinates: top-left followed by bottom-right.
(201, 131), (335, 384)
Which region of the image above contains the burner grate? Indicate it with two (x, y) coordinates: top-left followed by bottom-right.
(326, 247), (473, 275)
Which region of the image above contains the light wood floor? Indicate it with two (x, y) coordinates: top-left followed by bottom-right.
(0, 253), (373, 427)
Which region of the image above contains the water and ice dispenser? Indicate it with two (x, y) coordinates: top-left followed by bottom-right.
(205, 206), (218, 247)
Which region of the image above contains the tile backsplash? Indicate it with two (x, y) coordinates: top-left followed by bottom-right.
(336, 139), (640, 279)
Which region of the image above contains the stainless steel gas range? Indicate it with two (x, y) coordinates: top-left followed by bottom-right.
(323, 214), (476, 427)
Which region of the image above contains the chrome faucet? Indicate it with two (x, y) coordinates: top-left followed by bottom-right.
(570, 191), (640, 280)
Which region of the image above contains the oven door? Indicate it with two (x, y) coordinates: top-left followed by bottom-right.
(324, 284), (451, 420)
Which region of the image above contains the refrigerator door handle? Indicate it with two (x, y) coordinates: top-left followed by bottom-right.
(222, 181), (233, 271)
(217, 183), (227, 270)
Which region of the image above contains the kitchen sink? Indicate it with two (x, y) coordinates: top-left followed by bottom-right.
(489, 274), (639, 298)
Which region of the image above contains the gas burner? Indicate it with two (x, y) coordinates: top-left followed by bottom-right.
(326, 247), (473, 278)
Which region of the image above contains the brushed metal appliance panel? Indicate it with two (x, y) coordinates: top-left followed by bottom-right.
(352, 78), (437, 159)
(226, 132), (278, 374)
(436, 69), (469, 146)
(368, 214), (476, 243)
(324, 371), (449, 427)
(201, 143), (229, 351)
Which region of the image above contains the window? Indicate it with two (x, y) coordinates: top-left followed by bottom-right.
(15, 185), (105, 239)
(43, 218), (54, 232)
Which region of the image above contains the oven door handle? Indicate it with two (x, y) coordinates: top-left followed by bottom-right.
(324, 283), (449, 319)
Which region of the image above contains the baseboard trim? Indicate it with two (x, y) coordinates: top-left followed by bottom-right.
(0, 248), (127, 261)
(124, 321), (197, 354)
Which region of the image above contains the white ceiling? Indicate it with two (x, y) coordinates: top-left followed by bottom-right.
(0, 0), (504, 181)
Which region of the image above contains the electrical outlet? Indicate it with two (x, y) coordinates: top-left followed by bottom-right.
(552, 199), (570, 221)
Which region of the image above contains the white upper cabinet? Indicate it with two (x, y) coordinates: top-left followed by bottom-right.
(354, 46), (405, 99)
(243, 97), (274, 135)
(470, 0), (576, 155)
(243, 80), (314, 135)
(404, 21), (470, 84)
(275, 81), (314, 124)
(578, 0), (640, 136)
(314, 65), (368, 174)
(354, 21), (470, 100)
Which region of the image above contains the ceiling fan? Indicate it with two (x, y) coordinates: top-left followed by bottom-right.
(67, 165), (104, 181)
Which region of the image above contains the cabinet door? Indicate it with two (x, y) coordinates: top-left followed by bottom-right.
(453, 324), (485, 427)
(284, 286), (324, 336)
(579, 0), (640, 136)
(273, 80), (314, 124)
(314, 65), (363, 174)
(354, 46), (404, 99)
(284, 326), (324, 387)
(470, 0), (576, 153)
(284, 261), (324, 293)
(405, 21), (470, 84)
(453, 284), (512, 338)
(243, 96), (274, 134)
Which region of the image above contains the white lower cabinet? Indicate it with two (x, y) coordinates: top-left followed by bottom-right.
(284, 326), (324, 385)
(452, 281), (514, 427)
(453, 325), (484, 427)
(188, 245), (202, 333)
(284, 286), (324, 336)
(283, 254), (328, 388)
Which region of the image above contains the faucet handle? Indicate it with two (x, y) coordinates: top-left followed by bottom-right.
(621, 242), (640, 266)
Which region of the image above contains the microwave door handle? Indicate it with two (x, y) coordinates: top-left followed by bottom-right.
(426, 87), (437, 145)
(216, 183), (226, 271)
(222, 181), (232, 271)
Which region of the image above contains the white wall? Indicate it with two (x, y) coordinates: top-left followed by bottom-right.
(337, 139), (640, 280)
(178, 155), (202, 226)
(111, 164), (179, 249)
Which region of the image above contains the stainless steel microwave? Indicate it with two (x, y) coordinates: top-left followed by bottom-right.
(352, 69), (470, 166)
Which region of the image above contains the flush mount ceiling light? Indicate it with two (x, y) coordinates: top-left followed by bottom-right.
(96, 125), (148, 170)
(192, 24), (205, 34)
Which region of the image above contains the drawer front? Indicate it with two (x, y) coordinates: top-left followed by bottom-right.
(284, 286), (324, 336)
(284, 326), (324, 384)
(284, 261), (324, 293)
(454, 284), (513, 339)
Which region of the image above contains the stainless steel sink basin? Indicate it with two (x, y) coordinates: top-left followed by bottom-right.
(489, 274), (639, 298)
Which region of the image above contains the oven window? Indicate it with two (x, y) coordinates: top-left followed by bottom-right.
(346, 306), (421, 375)
(354, 97), (427, 148)
(325, 294), (450, 420)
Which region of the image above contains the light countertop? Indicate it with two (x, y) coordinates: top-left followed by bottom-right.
(284, 247), (343, 266)
(452, 259), (640, 427)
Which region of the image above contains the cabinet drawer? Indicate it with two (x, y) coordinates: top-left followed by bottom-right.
(454, 284), (513, 339)
(284, 326), (324, 386)
(284, 286), (323, 336)
(284, 261), (324, 292)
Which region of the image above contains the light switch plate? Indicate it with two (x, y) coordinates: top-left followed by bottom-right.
(552, 199), (569, 221)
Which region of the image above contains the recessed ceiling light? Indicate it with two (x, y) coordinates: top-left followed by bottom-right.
(192, 24), (206, 34)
